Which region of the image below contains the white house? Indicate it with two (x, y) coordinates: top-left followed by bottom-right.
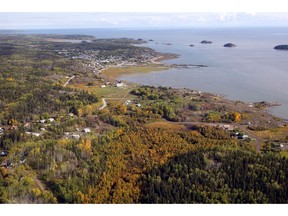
(48, 118), (55, 122)
(26, 132), (41, 137)
(125, 100), (131, 105)
(82, 128), (91, 133)
(71, 134), (80, 139)
(116, 82), (125, 88)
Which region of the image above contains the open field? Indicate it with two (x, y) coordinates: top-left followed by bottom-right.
(101, 65), (170, 79)
(146, 121), (186, 130)
(253, 126), (288, 141)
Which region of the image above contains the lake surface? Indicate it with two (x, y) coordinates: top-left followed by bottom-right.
(20, 27), (288, 118)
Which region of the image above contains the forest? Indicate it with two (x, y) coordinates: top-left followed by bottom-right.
(0, 34), (288, 204)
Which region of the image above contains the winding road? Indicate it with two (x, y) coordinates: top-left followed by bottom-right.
(99, 98), (107, 110)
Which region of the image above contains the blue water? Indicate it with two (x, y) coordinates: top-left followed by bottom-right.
(18, 28), (288, 118)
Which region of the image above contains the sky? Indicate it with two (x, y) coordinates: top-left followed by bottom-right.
(1, 0), (288, 29)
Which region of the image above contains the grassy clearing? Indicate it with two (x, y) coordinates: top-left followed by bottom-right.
(253, 126), (288, 140)
(101, 65), (170, 79)
(69, 82), (136, 103)
(146, 121), (185, 130)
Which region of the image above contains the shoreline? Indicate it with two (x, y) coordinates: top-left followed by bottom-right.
(99, 53), (178, 80)
(89, 41), (285, 122)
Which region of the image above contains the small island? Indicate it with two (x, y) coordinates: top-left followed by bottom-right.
(224, 43), (237, 48)
(274, 45), (288, 50)
(189, 44), (194, 47)
(200, 40), (213, 44)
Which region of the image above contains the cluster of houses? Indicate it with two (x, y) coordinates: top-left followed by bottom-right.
(100, 81), (126, 88)
(55, 46), (158, 80)
(38, 118), (55, 124)
(63, 128), (91, 140)
(218, 124), (250, 140)
(1, 149), (26, 168)
(125, 100), (141, 107)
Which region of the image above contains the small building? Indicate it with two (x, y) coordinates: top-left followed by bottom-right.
(248, 103), (253, 108)
(125, 100), (131, 105)
(20, 159), (26, 164)
(0, 151), (8, 157)
(39, 119), (46, 123)
(48, 118), (55, 122)
(100, 85), (106, 88)
(71, 134), (80, 139)
(238, 134), (249, 139)
(26, 132), (41, 137)
(0, 128), (4, 133)
(116, 82), (125, 88)
(136, 103), (142, 107)
(82, 128), (91, 133)
(242, 135), (249, 139)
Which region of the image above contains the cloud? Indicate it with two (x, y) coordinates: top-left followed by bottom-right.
(1, 12), (288, 29)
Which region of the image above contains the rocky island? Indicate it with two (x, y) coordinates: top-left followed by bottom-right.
(224, 43), (237, 48)
(200, 40), (213, 44)
(274, 45), (288, 50)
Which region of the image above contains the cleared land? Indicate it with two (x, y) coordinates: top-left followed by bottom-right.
(101, 65), (170, 79)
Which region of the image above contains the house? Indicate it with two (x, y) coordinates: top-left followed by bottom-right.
(68, 113), (74, 117)
(248, 103), (253, 108)
(100, 85), (106, 88)
(238, 134), (249, 139)
(0, 151), (8, 157)
(82, 128), (91, 133)
(20, 159), (26, 164)
(26, 132), (41, 137)
(116, 82), (125, 88)
(0, 127), (4, 133)
(71, 134), (80, 139)
(48, 118), (55, 122)
(125, 100), (131, 105)
(39, 119), (46, 123)
(136, 103), (142, 107)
